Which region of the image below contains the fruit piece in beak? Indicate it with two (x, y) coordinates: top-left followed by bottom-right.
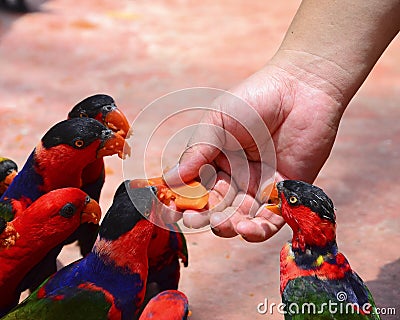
(104, 108), (131, 139)
(129, 177), (209, 210)
(81, 198), (102, 224)
(264, 182), (281, 215)
(97, 132), (131, 159)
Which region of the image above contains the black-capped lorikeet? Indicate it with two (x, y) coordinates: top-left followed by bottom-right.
(67, 94), (131, 202)
(2, 185), (158, 320)
(66, 94), (131, 257)
(267, 180), (380, 320)
(0, 117), (128, 292)
(116, 180), (189, 313)
(0, 188), (101, 316)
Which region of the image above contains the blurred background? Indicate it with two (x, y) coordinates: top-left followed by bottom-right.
(0, 1), (399, 319)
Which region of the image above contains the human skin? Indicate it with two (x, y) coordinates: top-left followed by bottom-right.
(164, 0), (400, 242)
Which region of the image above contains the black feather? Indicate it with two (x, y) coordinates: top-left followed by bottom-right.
(68, 94), (116, 119)
(277, 180), (336, 223)
(0, 159), (18, 182)
(41, 118), (113, 149)
(99, 186), (157, 241)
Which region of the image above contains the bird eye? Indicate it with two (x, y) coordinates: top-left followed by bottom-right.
(289, 196), (298, 204)
(6, 169), (14, 175)
(60, 203), (76, 218)
(79, 112), (88, 118)
(74, 139), (85, 148)
(103, 105), (114, 112)
(85, 196), (91, 204)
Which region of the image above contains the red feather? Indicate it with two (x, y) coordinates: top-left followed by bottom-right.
(0, 188), (91, 313)
(139, 290), (189, 320)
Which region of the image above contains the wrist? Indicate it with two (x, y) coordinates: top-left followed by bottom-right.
(269, 49), (357, 110)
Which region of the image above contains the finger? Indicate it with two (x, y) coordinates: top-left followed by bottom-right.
(183, 209), (210, 229)
(235, 207), (286, 242)
(208, 171), (237, 211)
(160, 201), (183, 224)
(182, 171), (237, 229)
(210, 207), (238, 238)
(210, 192), (259, 238)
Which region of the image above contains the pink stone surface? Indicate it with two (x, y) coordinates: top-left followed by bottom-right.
(0, 1), (399, 319)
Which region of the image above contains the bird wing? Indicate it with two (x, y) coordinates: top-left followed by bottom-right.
(282, 273), (380, 320)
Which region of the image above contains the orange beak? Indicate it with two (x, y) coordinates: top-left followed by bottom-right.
(128, 177), (209, 210)
(263, 182), (281, 215)
(81, 198), (102, 224)
(104, 108), (131, 139)
(97, 132), (131, 159)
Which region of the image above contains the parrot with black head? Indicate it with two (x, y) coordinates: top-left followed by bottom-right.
(2, 186), (158, 320)
(0, 117), (128, 292)
(0, 188), (100, 316)
(66, 94), (131, 257)
(0, 117), (126, 220)
(67, 94), (130, 202)
(267, 180), (380, 320)
(117, 180), (189, 310)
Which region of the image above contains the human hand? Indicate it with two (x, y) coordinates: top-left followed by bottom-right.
(164, 54), (347, 242)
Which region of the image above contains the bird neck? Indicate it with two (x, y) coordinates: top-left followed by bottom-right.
(291, 240), (339, 268)
(34, 143), (98, 192)
(280, 241), (352, 294)
(81, 159), (105, 186)
(94, 219), (154, 274)
(288, 216), (336, 252)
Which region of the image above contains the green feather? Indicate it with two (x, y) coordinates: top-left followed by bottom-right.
(282, 277), (380, 320)
(0, 202), (13, 222)
(2, 282), (112, 320)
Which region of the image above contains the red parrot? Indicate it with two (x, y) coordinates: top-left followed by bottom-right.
(2, 186), (159, 320)
(67, 94), (131, 202)
(0, 95), (130, 259)
(139, 290), (189, 320)
(120, 179), (189, 310)
(269, 180), (380, 319)
(0, 188), (101, 316)
(0, 117), (128, 292)
(66, 94), (131, 257)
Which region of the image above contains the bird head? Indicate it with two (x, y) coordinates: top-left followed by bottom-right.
(14, 188), (101, 242)
(0, 158), (18, 195)
(99, 185), (159, 242)
(40, 117), (129, 162)
(269, 180), (336, 251)
(68, 94), (131, 138)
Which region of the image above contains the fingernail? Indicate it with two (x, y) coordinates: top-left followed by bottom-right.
(163, 164), (184, 186)
(211, 226), (220, 233)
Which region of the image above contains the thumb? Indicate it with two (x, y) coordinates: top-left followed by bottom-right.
(163, 111), (225, 185)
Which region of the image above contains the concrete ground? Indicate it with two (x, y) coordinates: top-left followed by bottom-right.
(0, 1), (399, 319)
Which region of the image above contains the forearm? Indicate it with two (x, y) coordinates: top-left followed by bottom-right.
(270, 0), (400, 107)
